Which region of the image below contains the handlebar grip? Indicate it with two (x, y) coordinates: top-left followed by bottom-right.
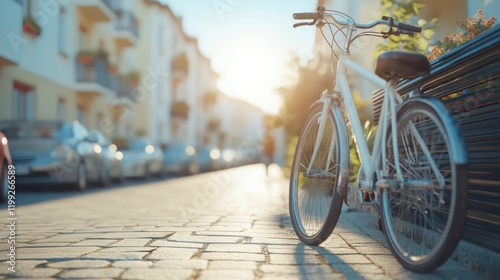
(397, 22), (422, 33)
(293, 13), (317, 20)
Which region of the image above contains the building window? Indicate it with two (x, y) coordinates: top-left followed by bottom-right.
(12, 82), (34, 120)
(79, 25), (88, 50)
(77, 106), (86, 126)
(57, 98), (66, 121)
(58, 7), (67, 54)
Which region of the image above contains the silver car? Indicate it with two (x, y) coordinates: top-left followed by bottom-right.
(0, 120), (107, 191)
(120, 138), (164, 179)
(89, 130), (124, 184)
(162, 143), (199, 175)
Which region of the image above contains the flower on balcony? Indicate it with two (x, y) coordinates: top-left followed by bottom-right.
(207, 118), (221, 130)
(429, 10), (496, 60)
(127, 70), (140, 87)
(94, 49), (109, 64)
(108, 64), (118, 74)
(203, 91), (218, 107)
(22, 16), (41, 38)
(76, 50), (94, 64)
(171, 101), (189, 119)
(172, 52), (189, 75)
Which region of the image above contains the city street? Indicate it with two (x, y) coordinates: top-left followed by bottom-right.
(0, 164), (488, 279)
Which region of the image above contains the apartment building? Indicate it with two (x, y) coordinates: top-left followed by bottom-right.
(0, 0), (257, 150)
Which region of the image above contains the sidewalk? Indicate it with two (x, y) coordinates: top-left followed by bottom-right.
(0, 164), (494, 279)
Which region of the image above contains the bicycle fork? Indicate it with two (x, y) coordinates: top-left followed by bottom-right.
(306, 90), (332, 176)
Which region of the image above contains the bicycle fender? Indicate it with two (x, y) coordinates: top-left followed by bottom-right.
(400, 96), (469, 165)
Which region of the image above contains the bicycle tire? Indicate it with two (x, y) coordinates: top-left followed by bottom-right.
(289, 103), (349, 245)
(380, 97), (468, 272)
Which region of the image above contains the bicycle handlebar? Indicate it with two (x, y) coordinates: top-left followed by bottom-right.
(293, 8), (422, 34)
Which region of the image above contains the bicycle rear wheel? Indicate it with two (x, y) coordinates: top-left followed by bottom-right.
(289, 103), (349, 245)
(380, 97), (468, 272)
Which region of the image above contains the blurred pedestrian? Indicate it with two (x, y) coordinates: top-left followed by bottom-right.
(263, 127), (275, 176)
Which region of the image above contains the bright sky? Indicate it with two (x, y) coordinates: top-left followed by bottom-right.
(160, 0), (318, 114)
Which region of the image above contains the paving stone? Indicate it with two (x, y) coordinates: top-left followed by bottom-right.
(81, 252), (149, 261)
(96, 232), (172, 239)
(269, 254), (323, 265)
(200, 252), (265, 262)
(206, 244), (263, 253)
(109, 239), (151, 247)
(148, 240), (204, 248)
(331, 264), (385, 275)
(112, 261), (153, 268)
(7, 247), (99, 260)
(58, 268), (123, 279)
(31, 234), (97, 243)
(260, 274), (346, 280)
(47, 260), (111, 268)
(146, 248), (199, 260)
(121, 268), (193, 280)
(70, 239), (118, 247)
(198, 269), (255, 280)
(250, 238), (301, 245)
(155, 259), (208, 270)
(97, 247), (155, 252)
(323, 254), (373, 265)
(208, 260), (258, 270)
(10, 268), (61, 278)
(167, 235), (242, 244)
(14, 242), (72, 248)
(260, 264), (335, 275)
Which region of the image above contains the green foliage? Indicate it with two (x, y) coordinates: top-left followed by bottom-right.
(375, 0), (436, 57)
(429, 10), (496, 60)
(278, 52), (333, 136)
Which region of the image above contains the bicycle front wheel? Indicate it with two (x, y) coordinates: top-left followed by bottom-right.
(380, 97), (468, 272)
(289, 103), (349, 245)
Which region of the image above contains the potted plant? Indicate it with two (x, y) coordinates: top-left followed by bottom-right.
(22, 16), (41, 37)
(171, 101), (189, 119)
(108, 64), (117, 74)
(172, 52), (189, 75)
(127, 70), (140, 87)
(76, 50), (94, 64)
(94, 49), (109, 64)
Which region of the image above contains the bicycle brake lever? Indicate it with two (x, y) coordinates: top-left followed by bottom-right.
(293, 19), (318, 28)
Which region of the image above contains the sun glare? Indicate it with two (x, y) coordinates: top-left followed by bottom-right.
(215, 35), (285, 114)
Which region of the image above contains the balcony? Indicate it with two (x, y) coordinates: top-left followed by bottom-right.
(171, 101), (189, 119)
(76, 0), (115, 23)
(75, 55), (117, 99)
(113, 10), (139, 51)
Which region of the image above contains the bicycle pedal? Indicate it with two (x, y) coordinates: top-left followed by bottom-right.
(358, 190), (376, 205)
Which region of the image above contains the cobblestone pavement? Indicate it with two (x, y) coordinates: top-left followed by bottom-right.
(0, 164), (489, 279)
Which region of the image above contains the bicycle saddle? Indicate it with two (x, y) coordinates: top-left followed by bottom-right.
(375, 51), (430, 81)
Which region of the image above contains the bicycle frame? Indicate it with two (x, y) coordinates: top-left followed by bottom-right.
(306, 46), (446, 193)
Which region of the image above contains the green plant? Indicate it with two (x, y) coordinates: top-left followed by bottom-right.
(22, 16), (41, 37)
(94, 49), (109, 64)
(374, 0), (436, 57)
(127, 71), (140, 83)
(429, 10), (496, 60)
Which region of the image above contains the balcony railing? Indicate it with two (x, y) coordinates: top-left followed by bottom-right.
(76, 57), (117, 92)
(115, 10), (139, 39)
(101, 0), (114, 12)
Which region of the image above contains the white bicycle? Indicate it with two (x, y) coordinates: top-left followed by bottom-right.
(289, 7), (469, 273)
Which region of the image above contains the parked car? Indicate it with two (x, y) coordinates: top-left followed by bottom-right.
(0, 120), (107, 191)
(221, 148), (237, 169)
(120, 138), (164, 179)
(0, 132), (13, 203)
(89, 130), (124, 184)
(196, 147), (220, 172)
(162, 143), (199, 175)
